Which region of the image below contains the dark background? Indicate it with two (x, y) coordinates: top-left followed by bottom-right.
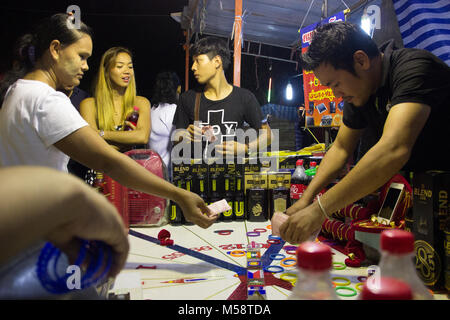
(0, 0), (304, 107)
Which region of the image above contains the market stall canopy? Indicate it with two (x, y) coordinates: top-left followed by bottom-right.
(171, 0), (364, 48)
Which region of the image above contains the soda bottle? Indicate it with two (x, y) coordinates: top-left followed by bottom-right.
(124, 106), (139, 131)
(306, 161), (327, 197)
(361, 277), (413, 300)
(288, 241), (337, 300)
(378, 229), (433, 300)
(290, 159), (308, 204)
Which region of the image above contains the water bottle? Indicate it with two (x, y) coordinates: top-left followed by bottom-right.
(290, 159), (308, 204)
(124, 106), (139, 131)
(288, 241), (337, 300)
(361, 276), (413, 300)
(0, 240), (112, 299)
(378, 229), (433, 300)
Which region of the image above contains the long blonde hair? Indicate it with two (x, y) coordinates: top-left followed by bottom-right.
(94, 47), (136, 131)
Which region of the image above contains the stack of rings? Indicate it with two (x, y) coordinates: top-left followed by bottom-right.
(36, 240), (112, 294)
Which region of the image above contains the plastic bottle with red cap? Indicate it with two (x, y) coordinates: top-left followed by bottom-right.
(378, 229), (433, 300)
(361, 277), (413, 300)
(289, 159), (308, 204)
(288, 241), (337, 300)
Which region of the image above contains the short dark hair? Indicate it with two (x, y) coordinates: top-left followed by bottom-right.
(191, 37), (231, 70)
(301, 22), (380, 74)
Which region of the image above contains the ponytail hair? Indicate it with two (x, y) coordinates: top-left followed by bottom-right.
(0, 13), (92, 106)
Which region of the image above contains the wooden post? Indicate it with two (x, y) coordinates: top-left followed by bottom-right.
(233, 0), (242, 87)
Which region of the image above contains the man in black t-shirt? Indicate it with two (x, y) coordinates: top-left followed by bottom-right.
(173, 37), (271, 160)
(280, 22), (450, 244)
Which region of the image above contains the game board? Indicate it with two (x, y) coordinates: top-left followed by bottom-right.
(110, 220), (371, 300)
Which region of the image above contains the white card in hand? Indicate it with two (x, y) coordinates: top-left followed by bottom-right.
(207, 199), (231, 215)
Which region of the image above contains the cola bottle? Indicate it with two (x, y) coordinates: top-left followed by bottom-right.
(124, 106), (139, 131)
(290, 159), (308, 204)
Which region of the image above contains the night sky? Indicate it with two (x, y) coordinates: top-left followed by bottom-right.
(0, 0), (304, 106)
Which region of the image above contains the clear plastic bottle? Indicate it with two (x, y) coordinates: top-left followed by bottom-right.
(378, 229), (433, 300)
(288, 241), (337, 300)
(361, 276), (413, 300)
(290, 159), (308, 204)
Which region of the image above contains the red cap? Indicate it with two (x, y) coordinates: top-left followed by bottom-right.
(133, 106), (139, 111)
(296, 242), (332, 271)
(380, 229), (414, 254)
(361, 277), (413, 300)
(310, 161), (317, 167)
(296, 159), (304, 166)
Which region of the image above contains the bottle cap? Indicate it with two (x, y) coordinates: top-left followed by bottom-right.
(361, 277), (413, 300)
(296, 241), (332, 271)
(380, 229), (414, 254)
(296, 159), (304, 166)
(310, 161), (317, 167)
(133, 106), (139, 111)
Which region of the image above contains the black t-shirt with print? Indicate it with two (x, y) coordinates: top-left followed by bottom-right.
(173, 86), (263, 143)
(343, 40), (450, 172)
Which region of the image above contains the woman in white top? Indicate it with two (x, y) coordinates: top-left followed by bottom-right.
(0, 14), (216, 254)
(149, 71), (180, 179)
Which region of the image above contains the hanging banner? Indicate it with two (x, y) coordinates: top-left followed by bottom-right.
(301, 12), (346, 127)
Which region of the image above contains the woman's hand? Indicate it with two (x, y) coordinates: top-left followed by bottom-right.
(175, 189), (218, 228)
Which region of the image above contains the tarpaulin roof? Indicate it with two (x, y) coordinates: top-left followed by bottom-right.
(171, 0), (364, 48)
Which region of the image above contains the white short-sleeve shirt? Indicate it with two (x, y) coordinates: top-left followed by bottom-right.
(148, 103), (177, 170)
(0, 79), (88, 172)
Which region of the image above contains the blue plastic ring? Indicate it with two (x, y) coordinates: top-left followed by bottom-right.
(269, 253), (285, 260)
(263, 265), (284, 273)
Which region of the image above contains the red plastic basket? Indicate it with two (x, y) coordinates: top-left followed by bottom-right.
(124, 149), (168, 226)
(102, 174), (129, 229)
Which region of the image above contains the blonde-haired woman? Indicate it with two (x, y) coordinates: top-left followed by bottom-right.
(80, 47), (150, 152)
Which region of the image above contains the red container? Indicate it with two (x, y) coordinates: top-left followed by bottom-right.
(125, 149), (168, 226)
(102, 174), (129, 229)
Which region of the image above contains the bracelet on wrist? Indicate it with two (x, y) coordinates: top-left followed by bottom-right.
(316, 195), (331, 220)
